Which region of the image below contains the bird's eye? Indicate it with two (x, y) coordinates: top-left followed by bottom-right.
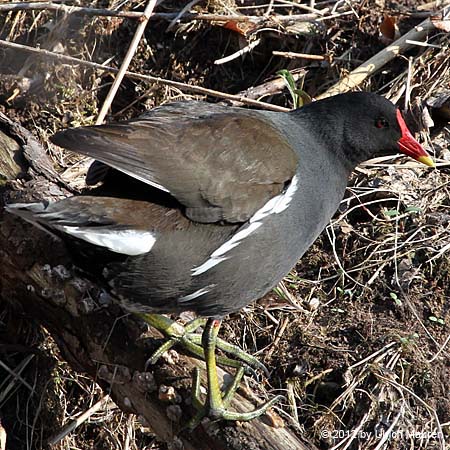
(375, 117), (389, 129)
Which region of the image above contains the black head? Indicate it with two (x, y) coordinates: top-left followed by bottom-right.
(295, 92), (433, 169)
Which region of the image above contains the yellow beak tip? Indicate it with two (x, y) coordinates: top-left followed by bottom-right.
(417, 155), (435, 167)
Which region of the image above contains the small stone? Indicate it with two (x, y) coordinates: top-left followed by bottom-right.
(162, 349), (180, 365)
(78, 298), (95, 314)
(166, 405), (182, 422)
(40, 288), (52, 298)
(158, 385), (180, 403)
(133, 371), (157, 393)
(40, 288), (66, 305)
(123, 397), (132, 408)
(70, 278), (89, 293)
(52, 264), (71, 280)
(308, 297), (320, 311)
(98, 291), (113, 306)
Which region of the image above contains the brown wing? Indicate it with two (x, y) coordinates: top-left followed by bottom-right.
(51, 102), (299, 223)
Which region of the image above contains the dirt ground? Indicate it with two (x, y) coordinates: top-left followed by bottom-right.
(0, 1), (449, 449)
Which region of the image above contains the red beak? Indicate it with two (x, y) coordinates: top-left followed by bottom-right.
(396, 109), (434, 167)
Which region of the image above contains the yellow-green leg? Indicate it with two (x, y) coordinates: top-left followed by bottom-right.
(139, 313), (266, 373)
(187, 318), (283, 427)
(138, 314), (282, 425)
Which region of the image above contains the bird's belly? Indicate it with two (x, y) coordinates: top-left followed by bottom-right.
(178, 196), (343, 316)
(108, 164), (347, 317)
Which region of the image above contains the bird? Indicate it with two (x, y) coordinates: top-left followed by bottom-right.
(6, 92), (434, 424)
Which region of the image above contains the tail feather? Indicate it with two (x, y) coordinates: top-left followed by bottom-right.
(5, 202), (58, 237)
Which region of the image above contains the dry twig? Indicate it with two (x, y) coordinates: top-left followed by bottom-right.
(0, 39), (289, 112)
(319, 6), (450, 98)
(96, 0), (158, 124)
(0, 3), (319, 23)
(47, 395), (113, 446)
(273, 50), (326, 60)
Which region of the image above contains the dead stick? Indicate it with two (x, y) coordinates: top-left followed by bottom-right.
(0, 2), (143, 18)
(0, 3), (318, 22)
(46, 396), (112, 446)
(234, 71), (306, 102)
(96, 0), (158, 124)
(417, 0), (450, 10)
(273, 50), (326, 60)
(318, 7), (449, 98)
(166, 0), (202, 32)
(0, 40), (288, 112)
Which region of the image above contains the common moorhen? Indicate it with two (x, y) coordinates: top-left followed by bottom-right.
(7, 92), (433, 423)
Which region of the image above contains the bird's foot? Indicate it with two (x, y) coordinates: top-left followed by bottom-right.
(186, 318), (282, 428)
(139, 313), (266, 374)
(187, 366), (283, 429)
(138, 314), (280, 427)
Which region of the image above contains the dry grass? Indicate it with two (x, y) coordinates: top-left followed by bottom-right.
(0, 0), (449, 449)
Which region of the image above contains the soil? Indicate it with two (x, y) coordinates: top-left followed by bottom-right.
(0, 1), (449, 449)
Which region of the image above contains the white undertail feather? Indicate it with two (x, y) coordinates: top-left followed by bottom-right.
(192, 175), (298, 276)
(60, 226), (156, 256)
(6, 203), (157, 256)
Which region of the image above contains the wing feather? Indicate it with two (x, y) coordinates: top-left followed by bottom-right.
(51, 102), (299, 223)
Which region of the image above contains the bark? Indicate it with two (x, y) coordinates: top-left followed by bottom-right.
(0, 113), (316, 450)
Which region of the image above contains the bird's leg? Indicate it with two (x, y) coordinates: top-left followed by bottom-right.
(187, 318), (283, 425)
(138, 313), (265, 373)
(141, 314), (207, 365)
(203, 319), (224, 418)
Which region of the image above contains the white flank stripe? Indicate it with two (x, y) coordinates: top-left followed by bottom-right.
(191, 256), (227, 276)
(250, 175), (298, 222)
(179, 286), (213, 302)
(60, 226), (156, 256)
(192, 175), (299, 276)
(210, 221), (262, 258)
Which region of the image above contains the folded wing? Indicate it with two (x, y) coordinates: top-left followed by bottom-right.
(51, 102), (299, 223)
